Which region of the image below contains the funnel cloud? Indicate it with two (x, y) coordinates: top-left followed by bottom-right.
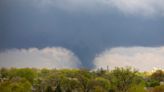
(0, 0), (164, 70)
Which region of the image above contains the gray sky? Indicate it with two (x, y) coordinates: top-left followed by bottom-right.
(0, 0), (164, 69)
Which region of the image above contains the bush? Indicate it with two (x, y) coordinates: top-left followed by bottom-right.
(152, 85), (164, 92)
(128, 83), (146, 92)
(146, 79), (160, 87)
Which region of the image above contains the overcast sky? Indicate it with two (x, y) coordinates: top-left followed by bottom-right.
(0, 0), (164, 70)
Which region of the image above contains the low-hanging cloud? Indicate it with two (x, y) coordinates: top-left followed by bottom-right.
(29, 0), (164, 16)
(0, 47), (81, 69)
(93, 47), (164, 71)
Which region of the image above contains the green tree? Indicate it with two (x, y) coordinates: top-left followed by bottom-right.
(46, 86), (53, 92)
(61, 77), (81, 92)
(109, 67), (140, 92)
(0, 68), (9, 78)
(151, 70), (164, 82)
(0, 78), (31, 92)
(127, 83), (146, 92)
(9, 68), (37, 83)
(146, 79), (160, 87)
(55, 83), (62, 92)
(75, 69), (92, 92)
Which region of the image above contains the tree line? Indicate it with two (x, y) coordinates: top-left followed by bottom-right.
(0, 67), (164, 92)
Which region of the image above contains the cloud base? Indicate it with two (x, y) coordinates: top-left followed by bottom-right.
(93, 46), (164, 71)
(0, 46), (164, 71)
(0, 47), (81, 69)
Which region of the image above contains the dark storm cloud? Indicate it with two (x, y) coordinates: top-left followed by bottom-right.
(0, 0), (164, 68)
